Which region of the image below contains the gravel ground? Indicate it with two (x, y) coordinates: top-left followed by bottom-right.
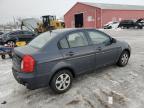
(0, 29), (144, 108)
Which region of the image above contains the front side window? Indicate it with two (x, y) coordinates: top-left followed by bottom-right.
(67, 32), (88, 48)
(88, 31), (111, 45)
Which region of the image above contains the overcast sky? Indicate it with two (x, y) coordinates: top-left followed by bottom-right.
(0, 0), (144, 24)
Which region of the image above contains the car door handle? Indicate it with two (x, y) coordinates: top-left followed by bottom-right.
(65, 52), (75, 56)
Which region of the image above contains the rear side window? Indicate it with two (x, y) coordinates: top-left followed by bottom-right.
(113, 22), (118, 24)
(29, 32), (56, 48)
(67, 32), (88, 48)
(59, 38), (69, 49)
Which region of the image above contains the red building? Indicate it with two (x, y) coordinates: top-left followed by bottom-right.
(64, 2), (144, 28)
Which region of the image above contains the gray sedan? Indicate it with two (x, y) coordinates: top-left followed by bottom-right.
(12, 28), (131, 93)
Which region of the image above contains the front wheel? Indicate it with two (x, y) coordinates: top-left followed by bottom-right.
(117, 51), (130, 67)
(50, 70), (73, 94)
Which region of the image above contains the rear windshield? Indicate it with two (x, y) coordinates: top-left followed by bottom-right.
(29, 32), (56, 48)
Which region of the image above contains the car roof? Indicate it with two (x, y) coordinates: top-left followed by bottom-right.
(43, 28), (101, 41)
(5, 30), (33, 34)
(51, 28), (97, 34)
(11, 30), (32, 32)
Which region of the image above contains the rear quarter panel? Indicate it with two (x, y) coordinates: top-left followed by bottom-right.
(34, 36), (70, 83)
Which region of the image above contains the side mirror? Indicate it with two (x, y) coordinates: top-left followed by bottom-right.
(111, 38), (116, 43)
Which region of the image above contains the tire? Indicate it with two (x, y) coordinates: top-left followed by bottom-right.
(50, 70), (73, 94)
(120, 26), (124, 29)
(1, 55), (6, 59)
(117, 51), (130, 67)
(139, 26), (143, 29)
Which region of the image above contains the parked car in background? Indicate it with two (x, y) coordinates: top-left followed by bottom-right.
(104, 21), (119, 29)
(0, 30), (37, 46)
(12, 28), (131, 93)
(0, 32), (3, 35)
(136, 18), (144, 28)
(118, 20), (143, 29)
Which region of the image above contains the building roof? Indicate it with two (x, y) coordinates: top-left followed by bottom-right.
(80, 2), (144, 10)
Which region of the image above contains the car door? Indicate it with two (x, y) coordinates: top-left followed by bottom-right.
(59, 30), (96, 75)
(87, 30), (120, 68)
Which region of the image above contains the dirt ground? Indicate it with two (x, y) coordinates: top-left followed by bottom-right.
(0, 29), (144, 108)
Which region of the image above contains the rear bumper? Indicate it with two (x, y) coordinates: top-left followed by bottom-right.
(12, 68), (50, 90)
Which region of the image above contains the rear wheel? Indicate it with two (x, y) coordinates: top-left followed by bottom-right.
(126, 26), (129, 29)
(1, 55), (6, 59)
(50, 70), (73, 94)
(139, 26), (143, 29)
(117, 51), (129, 67)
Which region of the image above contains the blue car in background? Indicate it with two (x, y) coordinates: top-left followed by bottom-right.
(0, 30), (36, 46)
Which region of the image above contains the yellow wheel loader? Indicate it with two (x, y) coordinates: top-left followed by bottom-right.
(21, 15), (65, 34)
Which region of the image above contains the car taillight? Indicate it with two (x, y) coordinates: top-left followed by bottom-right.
(21, 55), (35, 73)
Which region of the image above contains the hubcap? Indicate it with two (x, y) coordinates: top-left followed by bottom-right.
(121, 53), (129, 65)
(55, 73), (70, 91)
